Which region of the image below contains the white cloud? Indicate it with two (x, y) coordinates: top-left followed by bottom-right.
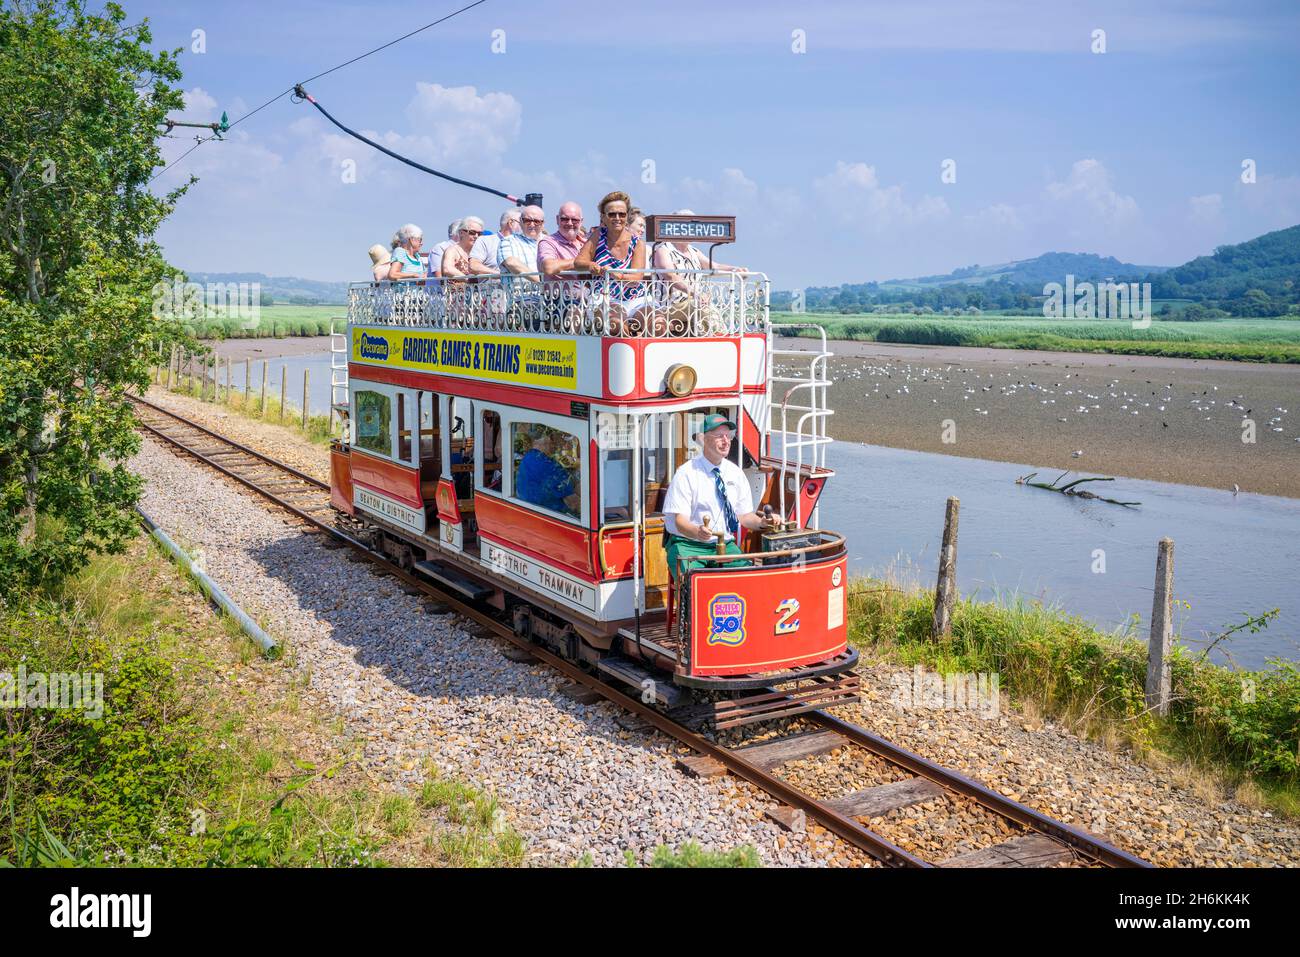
(813, 161), (949, 228)
(1043, 158), (1139, 225)
(403, 83), (522, 164)
(1238, 174), (1300, 227)
(1188, 193), (1223, 223)
(180, 87), (218, 121)
(967, 202), (1024, 232)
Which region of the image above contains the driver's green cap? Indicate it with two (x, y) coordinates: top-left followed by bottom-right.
(701, 413), (737, 433)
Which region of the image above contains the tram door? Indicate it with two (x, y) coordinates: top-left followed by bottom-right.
(442, 396), (478, 555)
(417, 391), (441, 518)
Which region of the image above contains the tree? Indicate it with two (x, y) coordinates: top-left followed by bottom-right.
(0, 0), (188, 593)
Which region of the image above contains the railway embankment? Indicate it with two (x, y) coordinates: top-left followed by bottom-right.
(0, 530), (523, 867)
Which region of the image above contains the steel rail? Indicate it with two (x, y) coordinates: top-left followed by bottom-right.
(129, 394), (329, 489)
(806, 711), (1152, 868)
(130, 394), (1149, 869)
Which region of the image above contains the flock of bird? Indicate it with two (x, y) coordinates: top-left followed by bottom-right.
(775, 358), (1299, 473)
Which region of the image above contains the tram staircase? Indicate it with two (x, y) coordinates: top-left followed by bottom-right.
(329, 318), (349, 440)
(767, 323), (834, 527)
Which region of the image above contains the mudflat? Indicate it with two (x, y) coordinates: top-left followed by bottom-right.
(208, 336), (333, 362)
(779, 339), (1300, 499)
(208, 335), (1300, 498)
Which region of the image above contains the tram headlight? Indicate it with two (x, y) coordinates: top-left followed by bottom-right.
(665, 364), (697, 397)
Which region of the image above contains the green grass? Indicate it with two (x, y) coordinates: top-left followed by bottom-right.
(847, 577), (1300, 815)
(182, 304), (343, 340)
(626, 842), (760, 868)
(0, 542), (525, 866)
(417, 765), (525, 867)
(773, 313), (1300, 362)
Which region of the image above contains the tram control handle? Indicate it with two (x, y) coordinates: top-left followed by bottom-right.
(759, 504), (827, 562)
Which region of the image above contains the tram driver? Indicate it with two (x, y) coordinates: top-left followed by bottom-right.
(662, 413), (779, 578)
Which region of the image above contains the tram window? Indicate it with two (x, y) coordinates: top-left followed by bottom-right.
(354, 390), (392, 458)
(397, 393), (412, 463)
(511, 422), (581, 519)
(480, 410), (503, 492)
(598, 413), (668, 522)
(677, 407), (741, 467)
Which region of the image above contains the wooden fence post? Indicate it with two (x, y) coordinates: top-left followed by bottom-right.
(1146, 537), (1174, 717)
(167, 345), (175, 390)
(932, 497), (960, 639)
(259, 361), (267, 416)
(224, 355), (232, 404)
(279, 364), (287, 423)
(302, 368), (310, 429)
(244, 358), (250, 405)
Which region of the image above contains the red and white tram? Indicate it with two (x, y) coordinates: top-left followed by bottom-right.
(328, 214), (860, 726)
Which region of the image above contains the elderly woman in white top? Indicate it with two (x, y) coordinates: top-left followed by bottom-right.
(441, 217), (488, 278)
(387, 224), (426, 281)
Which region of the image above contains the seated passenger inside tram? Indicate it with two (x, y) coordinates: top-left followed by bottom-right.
(515, 427), (580, 518)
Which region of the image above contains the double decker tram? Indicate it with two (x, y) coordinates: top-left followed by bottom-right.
(329, 214), (860, 728)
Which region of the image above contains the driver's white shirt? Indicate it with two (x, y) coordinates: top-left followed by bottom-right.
(663, 453), (753, 543)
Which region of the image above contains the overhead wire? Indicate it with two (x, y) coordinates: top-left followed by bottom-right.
(150, 0), (490, 183)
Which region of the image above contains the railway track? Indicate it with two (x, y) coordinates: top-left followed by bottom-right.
(130, 392), (1152, 869)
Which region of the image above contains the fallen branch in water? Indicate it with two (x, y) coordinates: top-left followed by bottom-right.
(1014, 471), (1141, 507)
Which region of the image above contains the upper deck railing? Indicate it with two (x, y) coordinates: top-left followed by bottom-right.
(348, 269), (770, 338)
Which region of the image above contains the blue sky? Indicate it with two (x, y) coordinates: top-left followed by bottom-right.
(142, 0), (1300, 288)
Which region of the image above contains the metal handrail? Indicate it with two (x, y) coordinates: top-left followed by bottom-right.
(347, 270), (770, 338)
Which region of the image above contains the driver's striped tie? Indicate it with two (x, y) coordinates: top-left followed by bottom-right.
(713, 467), (739, 537)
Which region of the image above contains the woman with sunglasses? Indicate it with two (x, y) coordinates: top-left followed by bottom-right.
(440, 216), (494, 328)
(574, 191), (656, 334)
(441, 217), (492, 279)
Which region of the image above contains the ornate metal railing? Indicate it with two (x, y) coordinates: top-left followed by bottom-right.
(348, 269), (769, 337)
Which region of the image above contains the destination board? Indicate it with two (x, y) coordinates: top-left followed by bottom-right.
(646, 214), (736, 244)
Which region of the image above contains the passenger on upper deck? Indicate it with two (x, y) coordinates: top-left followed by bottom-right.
(515, 428), (580, 517)
(441, 217), (490, 279)
(629, 208), (646, 243)
(368, 244), (392, 282)
(651, 208), (748, 288)
(470, 209), (520, 276)
(574, 191), (652, 333)
(428, 219), (462, 279)
(498, 205), (545, 278)
(538, 202), (586, 279)
(387, 224), (426, 281)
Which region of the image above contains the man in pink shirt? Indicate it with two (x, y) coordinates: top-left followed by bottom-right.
(538, 201), (585, 278)
(538, 201), (587, 330)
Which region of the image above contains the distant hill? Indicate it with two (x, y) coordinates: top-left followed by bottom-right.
(776, 229), (1300, 316)
(881, 252), (1167, 290)
(184, 271), (349, 305)
(1148, 224), (1300, 314)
